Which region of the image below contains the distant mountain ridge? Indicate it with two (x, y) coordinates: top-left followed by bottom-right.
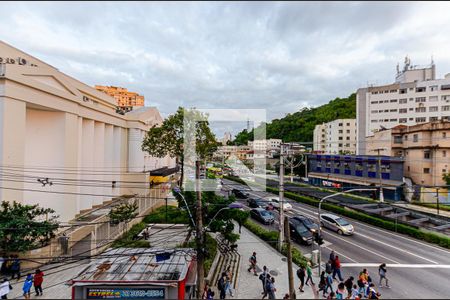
(233, 93), (356, 145)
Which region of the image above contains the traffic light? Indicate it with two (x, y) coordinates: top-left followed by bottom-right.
(314, 231), (324, 245)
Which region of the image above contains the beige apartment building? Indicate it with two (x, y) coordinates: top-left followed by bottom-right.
(95, 85), (145, 108)
(357, 57), (450, 155)
(367, 121), (450, 187)
(0, 41), (175, 259)
(313, 119), (357, 154)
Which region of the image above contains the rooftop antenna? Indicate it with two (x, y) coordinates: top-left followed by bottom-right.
(247, 118), (250, 132)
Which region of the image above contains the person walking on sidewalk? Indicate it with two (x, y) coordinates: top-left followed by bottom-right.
(248, 252), (258, 276)
(325, 271), (334, 296)
(297, 265), (306, 293)
(34, 269), (44, 296)
(329, 250), (336, 273)
(325, 260), (333, 275)
(332, 256), (344, 282)
(344, 276), (354, 297)
(260, 266), (270, 297)
(305, 262), (315, 286)
(318, 271), (327, 297)
(22, 274), (33, 300)
(267, 277), (276, 300)
(10, 256), (20, 280)
(217, 272), (227, 300)
(378, 263), (390, 288)
(225, 266), (234, 297)
(0, 278), (12, 299)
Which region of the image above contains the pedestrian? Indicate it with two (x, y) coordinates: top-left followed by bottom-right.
(325, 260), (333, 275)
(332, 256), (344, 281)
(248, 252), (258, 276)
(207, 289), (215, 300)
(367, 283), (380, 299)
(296, 265), (305, 293)
(325, 271), (334, 296)
(10, 256), (20, 280)
(0, 278), (12, 299)
(267, 277), (276, 300)
(357, 269), (368, 295)
(259, 266), (270, 296)
(354, 293), (362, 300)
(305, 262), (314, 286)
(283, 293), (289, 300)
(344, 276), (354, 297)
(0, 255), (4, 275)
(378, 263), (389, 288)
(142, 227), (150, 240)
(326, 291), (336, 300)
(351, 284), (359, 299)
(22, 274), (33, 299)
(34, 269), (44, 296)
(329, 250), (336, 263)
(4, 257), (12, 277)
(217, 272), (227, 300)
(225, 266), (234, 297)
(318, 271), (327, 297)
(336, 282), (346, 300)
(202, 283), (209, 299)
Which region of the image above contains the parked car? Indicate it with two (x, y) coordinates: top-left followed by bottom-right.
(265, 196), (292, 211)
(289, 218), (313, 245)
(320, 213), (354, 235)
(292, 215), (320, 233)
(250, 208), (275, 225)
(231, 189), (249, 199)
(248, 198), (267, 209)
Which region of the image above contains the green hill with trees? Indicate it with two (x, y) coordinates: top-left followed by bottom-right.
(233, 93), (356, 145)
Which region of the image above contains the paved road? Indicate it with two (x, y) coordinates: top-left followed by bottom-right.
(222, 179), (450, 299)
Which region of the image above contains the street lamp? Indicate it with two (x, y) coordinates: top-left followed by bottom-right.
(317, 188), (376, 275)
(173, 187), (196, 227)
(204, 202), (244, 231)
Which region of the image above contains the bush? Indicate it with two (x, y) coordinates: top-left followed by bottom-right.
(112, 222), (150, 248)
(187, 234), (218, 274)
(143, 206), (189, 224)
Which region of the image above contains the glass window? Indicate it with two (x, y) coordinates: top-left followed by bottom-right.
(415, 97), (426, 103)
(415, 107), (426, 113)
(399, 108), (407, 113)
(335, 218), (350, 226)
(429, 106), (438, 112)
(429, 96), (439, 102)
(442, 106), (450, 111)
(413, 134), (418, 142)
(424, 168), (430, 174)
(415, 117), (426, 123)
(399, 98), (407, 104)
(399, 118), (407, 123)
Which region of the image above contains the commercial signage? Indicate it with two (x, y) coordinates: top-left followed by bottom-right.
(322, 180), (341, 188)
(86, 288), (165, 299)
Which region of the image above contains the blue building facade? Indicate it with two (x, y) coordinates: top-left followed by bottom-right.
(307, 154), (405, 201)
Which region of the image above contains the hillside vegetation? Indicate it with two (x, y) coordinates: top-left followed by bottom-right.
(234, 93), (356, 145)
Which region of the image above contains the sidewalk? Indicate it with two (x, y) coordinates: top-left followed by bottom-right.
(234, 225), (317, 299)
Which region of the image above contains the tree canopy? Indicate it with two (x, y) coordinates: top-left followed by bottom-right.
(0, 201), (59, 252)
(233, 93), (356, 145)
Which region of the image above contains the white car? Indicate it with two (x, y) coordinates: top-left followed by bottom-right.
(265, 196), (293, 211)
(320, 213), (354, 235)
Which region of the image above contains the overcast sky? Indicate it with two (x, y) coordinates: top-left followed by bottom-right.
(2, 1), (450, 137)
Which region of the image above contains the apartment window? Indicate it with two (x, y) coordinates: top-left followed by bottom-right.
(443, 150), (447, 158)
(399, 108), (407, 114)
(424, 168), (430, 174)
(442, 95), (450, 101)
(345, 143), (350, 147)
(339, 123), (343, 126)
(429, 106), (439, 112)
(442, 106), (450, 111)
(413, 134), (418, 142)
(390, 99), (398, 103)
(371, 120), (378, 123)
(338, 137), (343, 140)
(416, 117), (426, 123)
(409, 118), (414, 120)
(399, 98), (407, 104)
(399, 118), (407, 123)
(390, 109), (398, 112)
(338, 143), (343, 147)
(407, 166), (410, 171)
(371, 110), (378, 113)
(430, 117), (439, 121)
(415, 107), (426, 113)
(443, 132), (447, 138)
(371, 101), (379, 104)
(390, 90), (398, 93)
(415, 97), (426, 103)
(442, 84), (450, 90)
(424, 150), (431, 159)
(384, 100), (389, 103)
(443, 169), (447, 174)
(430, 85), (438, 91)
(384, 110), (389, 113)
(429, 96), (439, 102)
(394, 135), (403, 144)
(346, 136), (350, 140)
(409, 108), (414, 111)
(399, 89), (407, 94)
(346, 130), (350, 133)
(339, 130), (343, 134)
(390, 119), (398, 122)
(416, 87), (426, 92)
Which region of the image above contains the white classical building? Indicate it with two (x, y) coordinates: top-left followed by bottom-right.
(357, 57), (450, 154)
(313, 119), (357, 154)
(0, 41), (175, 225)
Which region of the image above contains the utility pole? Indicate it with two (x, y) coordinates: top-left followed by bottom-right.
(278, 144), (285, 251)
(195, 160), (205, 298)
(284, 216), (295, 299)
(436, 187), (440, 216)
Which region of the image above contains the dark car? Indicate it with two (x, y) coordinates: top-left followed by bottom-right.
(231, 188), (249, 199)
(250, 208), (275, 225)
(248, 198), (267, 208)
(293, 215), (320, 233)
(289, 218), (313, 245)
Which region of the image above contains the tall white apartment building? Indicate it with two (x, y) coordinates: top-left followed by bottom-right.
(248, 139), (282, 151)
(313, 119), (357, 154)
(357, 57), (450, 154)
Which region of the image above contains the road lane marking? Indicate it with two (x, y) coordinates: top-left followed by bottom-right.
(323, 231), (401, 264)
(353, 232), (439, 264)
(341, 263), (450, 268)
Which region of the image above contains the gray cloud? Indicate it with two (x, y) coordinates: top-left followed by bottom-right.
(1, 1), (450, 137)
